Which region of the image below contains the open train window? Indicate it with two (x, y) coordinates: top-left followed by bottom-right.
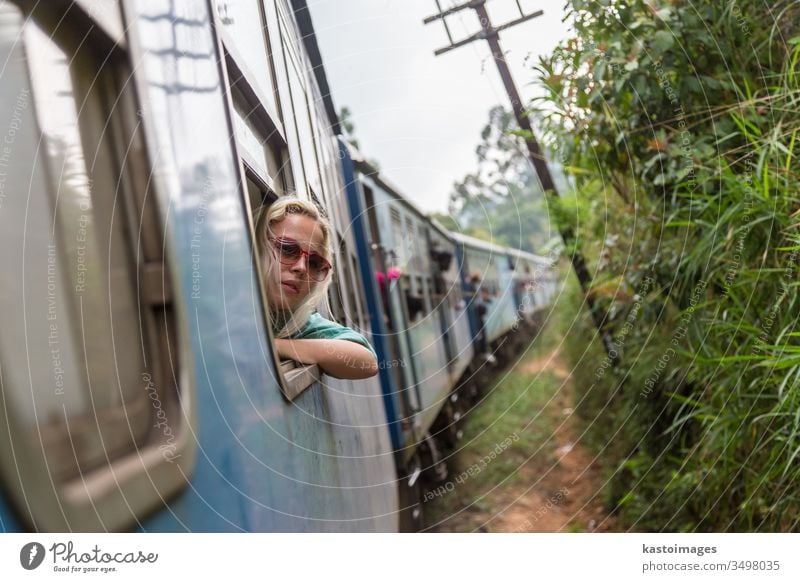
(0, 2), (191, 531)
(230, 154), (323, 401)
(277, 3), (325, 198)
(232, 93), (287, 198)
(213, 0), (282, 131)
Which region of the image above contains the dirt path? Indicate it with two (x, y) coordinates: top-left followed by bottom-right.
(437, 347), (617, 533)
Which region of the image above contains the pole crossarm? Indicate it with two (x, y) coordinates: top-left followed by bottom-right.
(422, 0), (484, 24)
(433, 29), (487, 56)
(493, 10), (543, 34)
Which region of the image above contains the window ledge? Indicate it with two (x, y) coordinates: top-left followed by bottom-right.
(279, 360), (321, 401)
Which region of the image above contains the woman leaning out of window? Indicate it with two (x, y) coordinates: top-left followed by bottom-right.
(256, 197), (378, 379)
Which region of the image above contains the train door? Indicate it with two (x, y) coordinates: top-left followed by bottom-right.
(363, 186), (407, 396)
(456, 242), (481, 346)
(428, 230), (458, 379)
(387, 206), (424, 451)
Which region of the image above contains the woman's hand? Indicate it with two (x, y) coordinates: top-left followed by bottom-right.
(274, 338), (378, 380)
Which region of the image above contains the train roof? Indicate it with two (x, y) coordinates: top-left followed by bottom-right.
(449, 231), (552, 266)
(505, 246), (554, 267)
(347, 143), (437, 226)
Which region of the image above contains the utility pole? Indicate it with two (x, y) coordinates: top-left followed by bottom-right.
(424, 0), (616, 363)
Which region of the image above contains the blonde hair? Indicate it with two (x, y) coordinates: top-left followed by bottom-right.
(255, 197), (334, 338)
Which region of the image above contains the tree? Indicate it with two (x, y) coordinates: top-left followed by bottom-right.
(447, 105), (556, 253)
(338, 106), (360, 150)
(338, 106), (380, 170)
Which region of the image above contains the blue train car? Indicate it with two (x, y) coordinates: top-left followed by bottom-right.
(0, 0), (397, 532)
(342, 144), (509, 526)
(451, 232), (518, 346)
(451, 232), (556, 358)
(343, 148), (456, 451)
(338, 147), (461, 522)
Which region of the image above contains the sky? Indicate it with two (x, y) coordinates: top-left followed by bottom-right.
(308, 0), (572, 213)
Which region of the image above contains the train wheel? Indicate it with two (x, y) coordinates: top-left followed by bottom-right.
(444, 393), (464, 447)
(420, 432), (448, 484)
(448, 392), (465, 444)
(430, 393), (463, 450)
(459, 369), (480, 406)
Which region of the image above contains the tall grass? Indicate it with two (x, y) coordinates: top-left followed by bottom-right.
(536, 1), (800, 531)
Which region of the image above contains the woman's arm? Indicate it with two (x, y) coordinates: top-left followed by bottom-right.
(274, 338), (379, 380)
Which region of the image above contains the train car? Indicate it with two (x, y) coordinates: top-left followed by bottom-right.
(451, 232), (518, 347)
(0, 0), (398, 532)
(339, 145), (474, 526)
(450, 232), (556, 362)
(338, 143), (558, 526)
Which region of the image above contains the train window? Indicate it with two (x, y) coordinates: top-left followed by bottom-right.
(405, 217), (417, 276)
(334, 236), (360, 330)
(390, 207), (407, 270)
(231, 93), (286, 195)
(274, 8), (325, 198)
(416, 226), (434, 312)
(244, 171), (277, 222)
(244, 193), (325, 401)
(286, 52), (323, 196)
(414, 276), (424, 304)
(26, 12), (152, 475)
(314, 100), (339, 212)
(0, 3), (190, 531)
(213, 0), (281, 124)
(275, 91), (306, 198)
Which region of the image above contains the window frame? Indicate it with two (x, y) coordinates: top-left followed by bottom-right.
(0, 0), (195, 532)
(213, 0), (284, 138)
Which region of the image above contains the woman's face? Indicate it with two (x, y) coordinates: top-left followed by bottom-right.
(265, 214), (327, 311)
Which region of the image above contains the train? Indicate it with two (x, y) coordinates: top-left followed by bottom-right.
(0, 0), (556, 532)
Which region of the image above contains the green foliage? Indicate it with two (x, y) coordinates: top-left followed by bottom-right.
(535, 0), (800, 531)
(338, 105), (380, 169)
(338, 106), (360, 150)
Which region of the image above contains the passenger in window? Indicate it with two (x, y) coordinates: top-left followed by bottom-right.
(468, 272), (496, 365)
(375, 266), (401, 328)
(404, 291), (425, 321)
(256, 197), (378, 379)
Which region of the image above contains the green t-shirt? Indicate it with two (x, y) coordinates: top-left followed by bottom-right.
(285, 312), (377, 359)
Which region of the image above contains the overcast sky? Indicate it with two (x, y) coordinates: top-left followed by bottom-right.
(308, 0), (571, 213)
